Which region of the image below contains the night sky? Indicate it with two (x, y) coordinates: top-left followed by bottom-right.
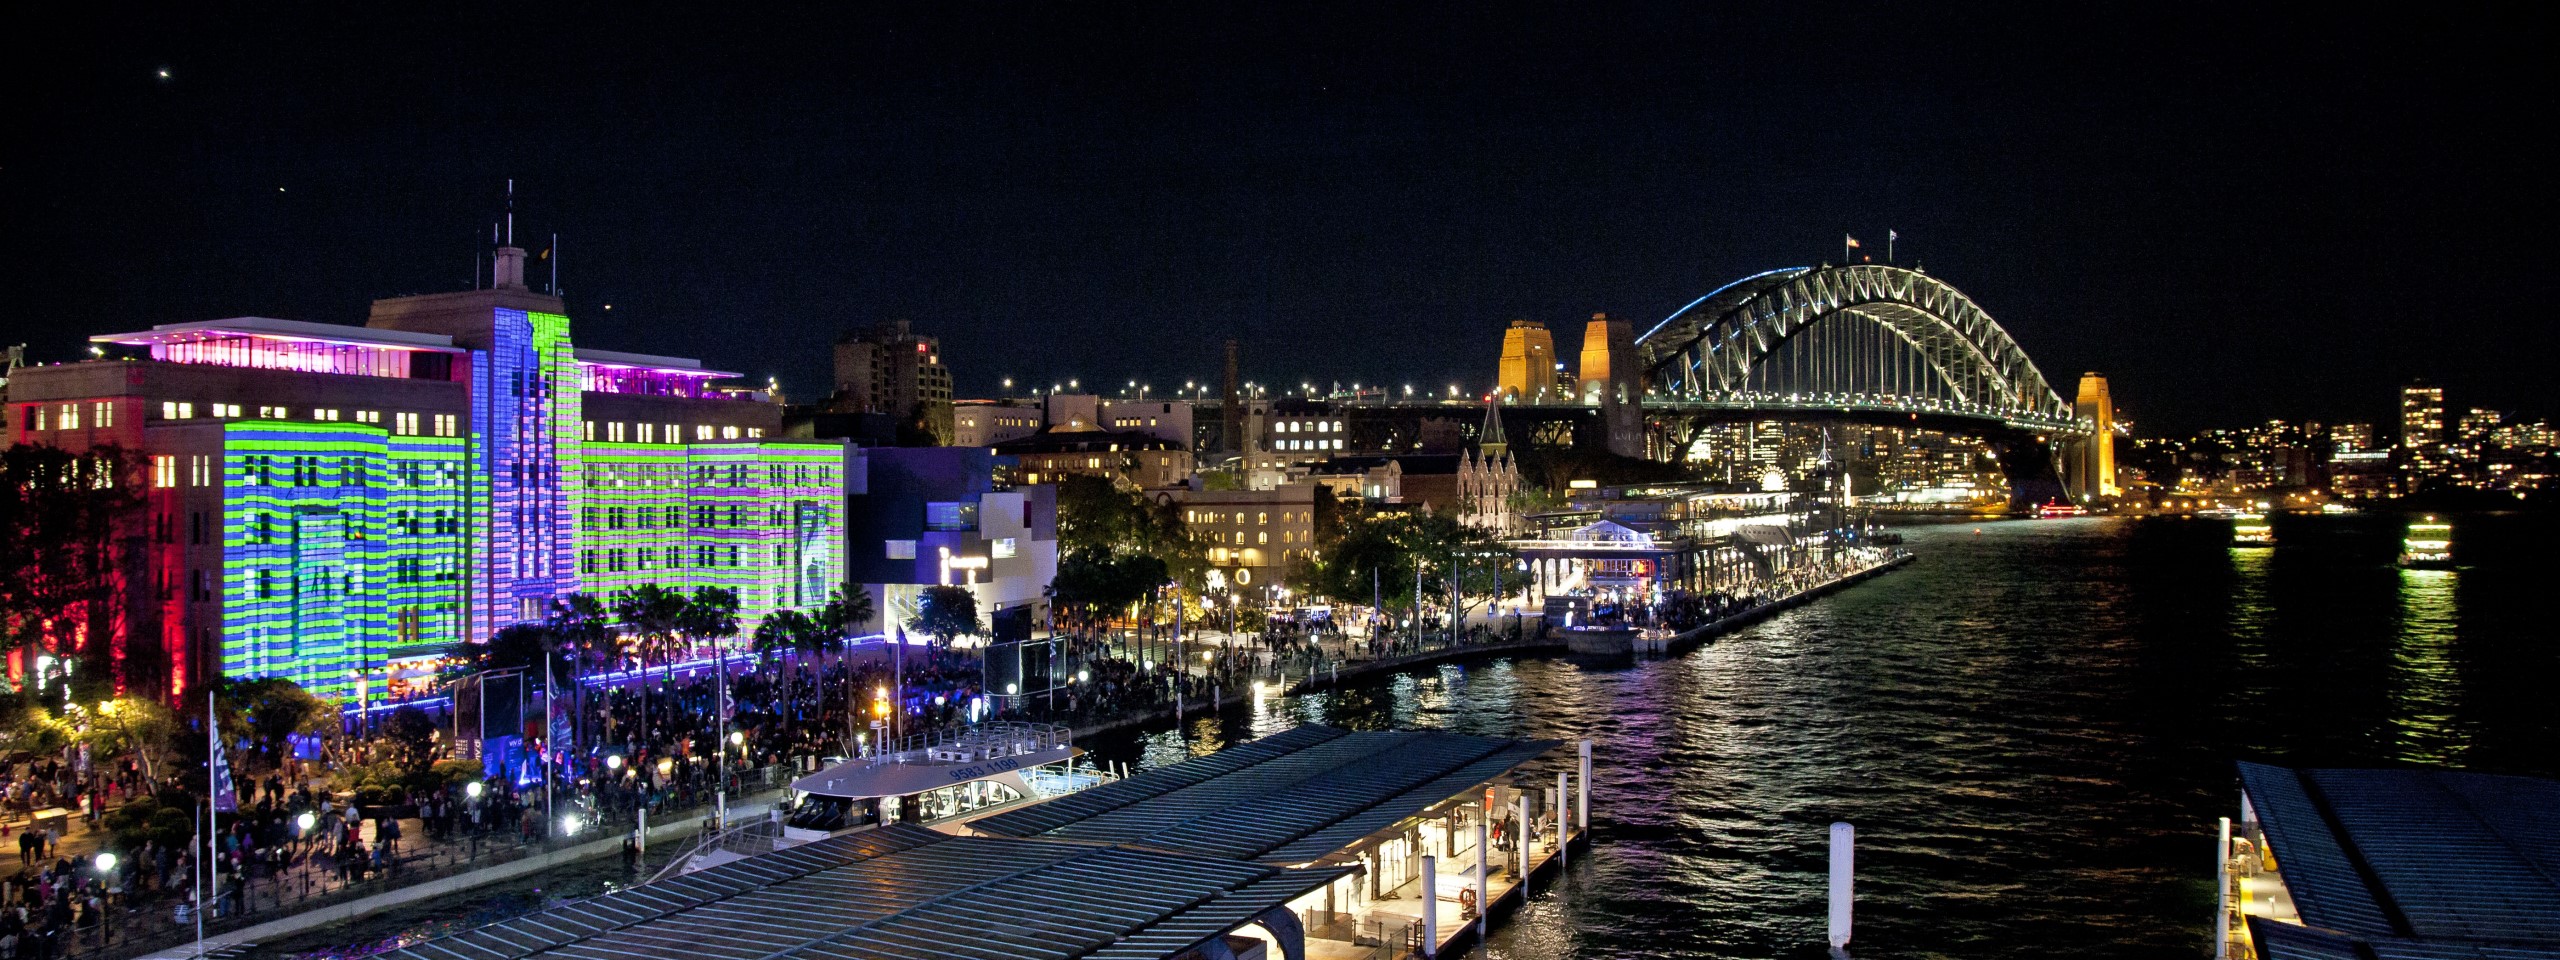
(5, 4), (2547, 434)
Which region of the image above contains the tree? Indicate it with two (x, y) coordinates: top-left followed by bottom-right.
(752, 608), (822, 721)
(1298, 511), (1525, 634)
(0, 444), (147, 702)
(612, 584), (689, 674)
(383, 704), (440, 771)
(679, 586), (742, 656)
(84, 696), (182, 780)
(814, 584), (877, 646)
(224, 677), (333, 771)
(909, 584), (982, 647)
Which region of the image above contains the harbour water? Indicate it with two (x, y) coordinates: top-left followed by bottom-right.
(255, 512), (2554, 959)
(1092, 513), (2557, 959)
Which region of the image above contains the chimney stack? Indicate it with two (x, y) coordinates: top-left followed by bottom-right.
(492, 245), (528, 290)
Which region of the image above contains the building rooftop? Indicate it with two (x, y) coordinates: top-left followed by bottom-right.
(970, 724), (1559, 865)
(374, 823), (1344, 960)
(574, 347), (739, 379)
(992, 428), (1185, 454)
(2237, 761), (2560, 959)
(91, 316), (468, 352)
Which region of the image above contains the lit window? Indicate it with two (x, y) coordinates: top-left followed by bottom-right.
(608, 422), (626, 442)
(747, 427), (763, 438)
(722, 425), (739, 439)
(94, 402), (115, 428)
(432, 414), (458, 437)
(152, 456), (176, 487)
(356, 410), (381, 424)
(697, 424), (714, 440)
(260, 406), (287, 418)
(886, 539), (917, 560)
(992, 537), (1018, 559)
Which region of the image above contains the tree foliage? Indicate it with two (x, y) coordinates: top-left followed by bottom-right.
(0, 444), (148, 701)
(224, 676), (334, 770)
(908, 584), (982, 646)
(1296, 510), (1525, 615)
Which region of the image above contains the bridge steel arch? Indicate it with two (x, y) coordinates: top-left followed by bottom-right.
(1635, 264), (2079, 432)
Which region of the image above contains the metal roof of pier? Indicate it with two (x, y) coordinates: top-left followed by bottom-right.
(970, 724), (1561, 864)
(2237, 762), (2560, 959)
(376, 824), (1345, 960)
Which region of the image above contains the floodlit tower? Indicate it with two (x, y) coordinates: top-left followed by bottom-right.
(2072, 372), (2118, 499)
(1497, 320), (1558, 402)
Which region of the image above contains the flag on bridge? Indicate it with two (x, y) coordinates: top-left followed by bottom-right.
(1844, 234), (1861, 248)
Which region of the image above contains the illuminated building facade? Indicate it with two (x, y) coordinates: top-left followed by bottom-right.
(2, 246), (845, 700)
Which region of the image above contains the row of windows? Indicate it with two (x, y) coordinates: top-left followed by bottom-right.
(20, 402), (117, 430)
(1278, 420), (1341, 433)
(1276, 438), (1343, 451)
(580, 462), (838, 491)
(1209, 529), (1299, 545)
(586, 420), (765, 443)
(580, 542), (789, 574)
(1185, 509), (1304, 525)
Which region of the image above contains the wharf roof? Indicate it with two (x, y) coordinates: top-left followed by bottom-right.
(373, 823), (1345, 960)
(2237, 761), (2560, 959)
(969, 724), (1560, 865)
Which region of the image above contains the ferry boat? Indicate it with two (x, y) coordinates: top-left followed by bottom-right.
(2230, 513), (2274, 547)
(661, 721), (1103, 876)
(2399, 516), (2455, 569)
(2035, 499), (2087, 518)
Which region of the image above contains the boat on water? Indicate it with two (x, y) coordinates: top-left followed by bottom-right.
(662, 721), (1104, 877)
(2399, 516), (2455, 569)
(2231, 513), (2274, 547)
(2035, 500), (2088, 518)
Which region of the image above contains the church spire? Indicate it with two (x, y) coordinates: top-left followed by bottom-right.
(1478, 399), (1509, 461)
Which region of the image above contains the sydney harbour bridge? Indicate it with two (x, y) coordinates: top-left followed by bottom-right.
(1341, 264), (2097, 506)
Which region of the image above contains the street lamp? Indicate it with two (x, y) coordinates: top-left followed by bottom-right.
(466, 781), (485, 800)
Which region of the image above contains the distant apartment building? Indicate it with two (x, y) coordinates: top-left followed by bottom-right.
(2, 245), (847, 701)
(828, 320), (953, 445)
(2399, 382), (2445, 448)
(2329, 422), (2374, 453)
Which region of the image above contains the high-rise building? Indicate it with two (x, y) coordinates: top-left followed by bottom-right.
(2399, 381), (2445, 449)
(2330, 422), (2374, 453)
(2070, 372), (2118, 499)
(3, 243), (848, 701)
(828, 320), (953, 444)
(1496, 320), (1561, 403)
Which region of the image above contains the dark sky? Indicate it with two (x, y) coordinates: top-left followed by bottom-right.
(5, 3), (2547, 434)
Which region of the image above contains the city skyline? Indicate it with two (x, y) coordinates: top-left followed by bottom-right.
(6, 5), (2551, 435)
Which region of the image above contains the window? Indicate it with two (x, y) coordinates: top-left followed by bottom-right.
(395, 412), (420, 436)
(313, 408), (340, 421)
(581, 420), (596, 441)
(697, 424), (714, 440)
(94, 402), (115, 428)
(29, 406), (43, 430)
(638, 422), (655, 443)
(355, 410), (381, 424)
(213, 403), (242, 418)
(607, 421), (627, 442)
(1258, 531), (1268, 544)
(57, 404), (79, 430)
(924, 502), (978, 532)
(152, 456), (176, 488)
(1257, 512), (1268, 525)
(722, 425), (740, 439)
(746, 427), (764, 438)
(190, 455), (212, 487)
(886, 539), (918, 560)
(992, 537), (1019, 559)
(433, 414), (458, 437)
(260, 405), (287, 418)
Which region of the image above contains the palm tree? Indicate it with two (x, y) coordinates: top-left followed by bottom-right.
(546, 593), (613, 754)
(752, 608), (819, 725)
(811, 584), (875, 748)
(612, 584), (687, 744)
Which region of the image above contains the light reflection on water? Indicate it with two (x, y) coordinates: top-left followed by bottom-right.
(2389, 569), (2465, 765)
(1097, 513), (2556, 959)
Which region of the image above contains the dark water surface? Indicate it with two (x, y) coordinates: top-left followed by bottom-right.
(1092, 513), (2557, 959)
(261, 514), (2553, 960)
